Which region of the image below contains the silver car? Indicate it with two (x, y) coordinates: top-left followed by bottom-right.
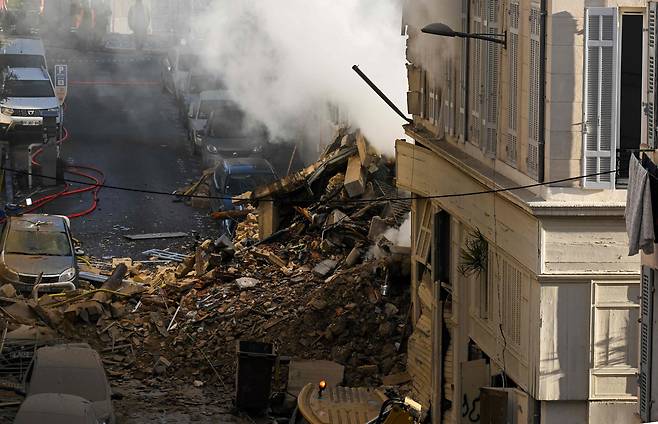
(0, 214), (78, 292)
(14, 393), (102, 424)
(0, 66), (61, 131)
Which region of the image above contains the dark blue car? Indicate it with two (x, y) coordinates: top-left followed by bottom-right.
(209, 158), (278, 236)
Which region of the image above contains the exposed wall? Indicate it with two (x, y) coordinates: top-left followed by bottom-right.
(541, 217), (639, 274)
(540, 400), (588, 424)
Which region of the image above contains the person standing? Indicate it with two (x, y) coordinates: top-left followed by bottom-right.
(128, 0), (149, 51)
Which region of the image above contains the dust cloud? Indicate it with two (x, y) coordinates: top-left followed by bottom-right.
(195, 0), (408, 156)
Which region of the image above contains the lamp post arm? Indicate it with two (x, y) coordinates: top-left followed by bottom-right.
(456, 31), (507, 48)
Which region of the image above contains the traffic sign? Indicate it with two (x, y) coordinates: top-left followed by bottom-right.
(54, 64), (67, 105)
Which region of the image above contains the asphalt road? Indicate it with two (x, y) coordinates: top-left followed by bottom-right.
(27, 46), (222, 259)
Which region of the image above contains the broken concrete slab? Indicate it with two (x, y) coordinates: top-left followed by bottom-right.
(368, 216), (390, 241)
(236, 277), (260, 289)
(345, 247), (361, 267)
(344, 155), (366, 198)
(0, 284), (16, 298)
(313, 259), (338, 277)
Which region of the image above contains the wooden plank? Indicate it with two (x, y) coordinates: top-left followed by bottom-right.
(124, 232), (187, 240)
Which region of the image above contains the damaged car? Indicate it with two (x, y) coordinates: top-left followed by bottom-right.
(210, 157), (277, 235)
(14, 393), (103, 424)
(23, 343), (116, 424)
(200, 104), (268, 169)
(0, 214), (78, 292)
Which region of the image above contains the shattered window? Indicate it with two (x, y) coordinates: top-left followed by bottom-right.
(4, 80), (54, 98)
(226, 174), (275, 195)
(5, 230), (71, 256)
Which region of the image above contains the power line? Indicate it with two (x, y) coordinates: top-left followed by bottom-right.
(0, 166), (618, 204)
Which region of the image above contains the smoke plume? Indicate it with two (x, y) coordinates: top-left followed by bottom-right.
(196, 0), (408, 156)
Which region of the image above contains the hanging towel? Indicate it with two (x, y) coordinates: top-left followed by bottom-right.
(626, 154), (655, 255)
(642, 153), (658, 241)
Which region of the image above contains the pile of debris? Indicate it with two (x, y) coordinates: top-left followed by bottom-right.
(0, 130), (412, 393)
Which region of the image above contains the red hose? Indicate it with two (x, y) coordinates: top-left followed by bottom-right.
(24, 128), (104, 219)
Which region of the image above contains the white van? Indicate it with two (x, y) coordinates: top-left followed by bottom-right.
(0, 67), (61, 131)
(0, 37), (47, 69)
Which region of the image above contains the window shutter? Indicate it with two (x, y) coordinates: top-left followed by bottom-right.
(458, 0), (469, 142)
(648, 2), (657, 149)
(583, 7), (617, 188)
(444, 59), (455, 136)
(641, 265), (654, 422)
(483, 0), (500, 156)
(506, 1), (520, 165)
(528, 2), (542, 179)
(469, 0), (483, 147)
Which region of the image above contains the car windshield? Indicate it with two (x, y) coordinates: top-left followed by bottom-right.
(0, 55), (45, 69)
(189, 76), (222, 93)
(29, 367), (108, 401)
(179, 54), (200, 72)
(198, 101), (223, 119)
(5, 230), (72, 256)
(227, 174), (275, 195)
(209, 108), (265, 138)
(4, 80), (54, 98)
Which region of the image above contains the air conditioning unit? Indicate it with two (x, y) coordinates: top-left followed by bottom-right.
(480, 387), (538, 424)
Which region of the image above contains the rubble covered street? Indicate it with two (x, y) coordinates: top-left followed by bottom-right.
(0, 131), (414, 423)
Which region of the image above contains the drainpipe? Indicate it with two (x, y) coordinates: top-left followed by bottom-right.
(538, 0), (547, 183)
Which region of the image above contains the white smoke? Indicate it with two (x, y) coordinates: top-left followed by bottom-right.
(382, 213), (411, 247)
(195, 0), (408, 155)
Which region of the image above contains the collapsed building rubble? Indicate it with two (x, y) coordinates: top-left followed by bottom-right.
(0, 130), (414, 408)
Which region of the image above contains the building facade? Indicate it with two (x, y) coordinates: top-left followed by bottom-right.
(399, 1), (652, 423)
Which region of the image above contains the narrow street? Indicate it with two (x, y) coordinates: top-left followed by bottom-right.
(39, 46), (220, 259)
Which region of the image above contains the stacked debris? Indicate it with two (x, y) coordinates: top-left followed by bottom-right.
(0, 130), (412, 393)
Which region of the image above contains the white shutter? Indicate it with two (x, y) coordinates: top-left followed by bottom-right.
(506, 1), (520, 165)
(527, 2), (542, 180)
(458, 0), (469, 142)
(583, 7), (617, 189)
(469, 0), (483, 147)
(648, 2), (657, 149)
(444, 58), (455, 136)
(640, 266), (654, 422)
(483, 0), (500, 156)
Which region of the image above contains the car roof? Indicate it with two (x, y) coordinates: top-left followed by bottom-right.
(35, 344), (101, 369)
(10, 214), (69, 232)
(200, 89), (230, 101)
(221, 158), (275, 175)
(0, 37), (45, 56)
(17, 393), (92, 417)
(6, 67), (49, 81)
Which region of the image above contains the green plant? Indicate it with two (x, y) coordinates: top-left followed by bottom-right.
(459, 228), (488, 277)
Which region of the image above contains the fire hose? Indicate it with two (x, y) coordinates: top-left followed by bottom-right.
(21, 127), (105, 219)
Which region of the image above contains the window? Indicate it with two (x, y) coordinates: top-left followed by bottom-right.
(4, 80), (54, 98)
(469, 0), (500, 155)
(457, 0), (469, 142)
(528, 3), (542, 179)
(506, 1), (520, 166)
(640, 265), (654, 421)
(583, 7), (617, 188)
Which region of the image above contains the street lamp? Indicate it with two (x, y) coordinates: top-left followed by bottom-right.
(421, 22), (506, 48)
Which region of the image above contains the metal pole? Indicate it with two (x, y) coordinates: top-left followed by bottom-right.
(352, 65), (412, 124)
(27, 143), (41, 190)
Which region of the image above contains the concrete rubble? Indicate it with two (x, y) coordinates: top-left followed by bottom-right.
(0, 130), (413, 403)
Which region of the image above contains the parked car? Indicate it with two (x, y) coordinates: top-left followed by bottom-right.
(210, 157), (277, 235)
(187, 89), (229, 154)
(179, 72), (225, 124)
(23, 343), (115, 424)
(200, 105), (268, 169)
(0, 214), (78, 292)
(14, 393), (103, 424)
(0, 36), (47, 69)
(161, 46), (200, 98)
(0, 66), (61, 132)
